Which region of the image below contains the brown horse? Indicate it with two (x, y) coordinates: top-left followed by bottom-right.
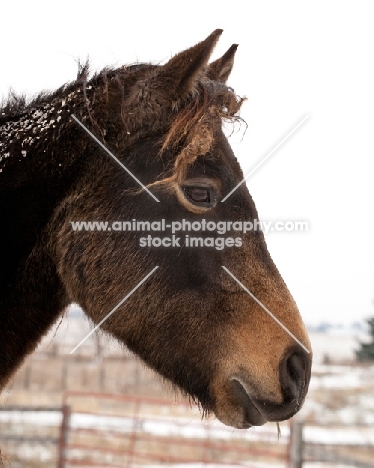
(0, 30), (311, 430)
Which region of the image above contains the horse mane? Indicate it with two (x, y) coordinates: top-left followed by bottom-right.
(0, 60), (245, 186)
(0, 61), (91, 126)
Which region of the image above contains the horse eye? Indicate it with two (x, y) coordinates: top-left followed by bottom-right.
(184, 187), (210, 204)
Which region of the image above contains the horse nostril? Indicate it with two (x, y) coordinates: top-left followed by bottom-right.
(280, 348), (311, 402)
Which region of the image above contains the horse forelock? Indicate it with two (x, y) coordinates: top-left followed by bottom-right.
(148, 81), (245, 187)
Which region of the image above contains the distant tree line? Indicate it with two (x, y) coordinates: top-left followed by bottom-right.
(356, 317), (374, 361)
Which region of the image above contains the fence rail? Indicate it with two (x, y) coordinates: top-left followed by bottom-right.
(0, 405), (62, 468)
(1, 397), (373, 467)
(59, 391), (290, 468)
(305, 445), (374, 468)
(294, 420), (374, 467)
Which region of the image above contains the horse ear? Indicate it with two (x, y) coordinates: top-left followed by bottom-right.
(206, 44), (238, 83)
(160, 29), (223, 98)
(124, 30), (224, 131)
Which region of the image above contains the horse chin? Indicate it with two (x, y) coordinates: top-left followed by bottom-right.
(214, 406), (267, 430)
(213, 391), (268, 429)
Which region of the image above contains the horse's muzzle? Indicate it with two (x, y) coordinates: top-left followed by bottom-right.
(222, 346), (312, 429)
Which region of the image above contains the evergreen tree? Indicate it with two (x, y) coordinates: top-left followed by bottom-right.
(356, 317), (374, 361)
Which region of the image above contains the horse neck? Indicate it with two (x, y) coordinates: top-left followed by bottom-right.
(0, 91), (90, 299)
(0, 91), (94, 388)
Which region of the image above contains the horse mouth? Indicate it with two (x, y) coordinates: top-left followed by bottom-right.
(229, 379), (268, 428)
(213, 376), (307, 430)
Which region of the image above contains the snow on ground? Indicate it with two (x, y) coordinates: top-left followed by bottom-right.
(0, 410), (282, 441)
(299, 362), (374, 427)
(0, 407), (372, 446)
(305, 425), (374, 445)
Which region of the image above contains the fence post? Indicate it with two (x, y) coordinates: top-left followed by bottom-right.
(61, 362), (68, 392)
(24, 364), (31, 389)
(57, 404), (71, 468)
(290, 418), (303, 468)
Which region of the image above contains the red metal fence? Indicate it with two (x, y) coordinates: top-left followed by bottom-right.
(58, 392), (291, 468)
(0, 405), (62, 467)
(2, 397), (373, 467)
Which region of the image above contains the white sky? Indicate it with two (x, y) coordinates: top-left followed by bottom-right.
(1, 1), (374, 325)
